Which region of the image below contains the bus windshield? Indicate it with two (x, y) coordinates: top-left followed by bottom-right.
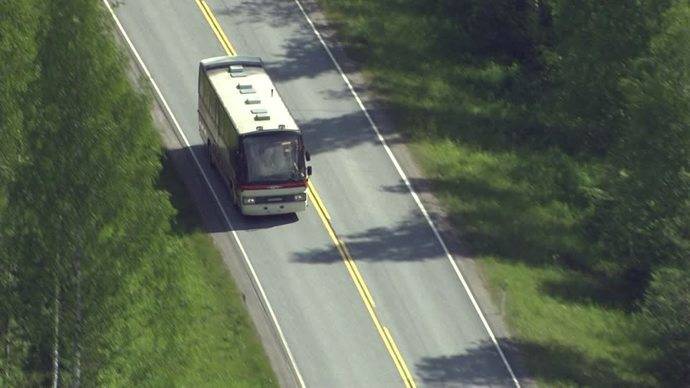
(243, 132), (305, 184)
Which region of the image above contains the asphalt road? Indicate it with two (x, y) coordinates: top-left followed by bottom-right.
(112, 0), (517, 386)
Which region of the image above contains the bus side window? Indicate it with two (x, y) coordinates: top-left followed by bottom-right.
(203, 76), (210, 108)
(234, 149), (245, 181)
(208, 88), (217, 125)
(227, 120), (237, 148)
(216, 100), (223, 127)
(200, 74), (209, 110)
(225, 116), (234, 147)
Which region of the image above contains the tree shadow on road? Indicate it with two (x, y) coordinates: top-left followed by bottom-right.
(299, 110), (378, 156)
(212, 0), (336, 83)
(416, 338), (642, 387)
(291, 214), (442, 264)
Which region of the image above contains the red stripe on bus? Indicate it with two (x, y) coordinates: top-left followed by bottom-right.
(240, 181), (307, 190)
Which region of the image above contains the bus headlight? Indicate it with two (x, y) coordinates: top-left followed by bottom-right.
(243, 197), (256, 204)
(293, 193), (306, 202)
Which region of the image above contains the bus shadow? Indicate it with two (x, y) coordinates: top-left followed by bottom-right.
(232, 212), (300, 231)
(163, 145), (300, 234)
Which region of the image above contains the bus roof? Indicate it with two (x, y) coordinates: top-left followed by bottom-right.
(201, 56), (299, 136)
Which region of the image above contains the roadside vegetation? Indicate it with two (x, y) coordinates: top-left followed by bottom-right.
(319, 0), (689, 386)
(0, 0), (275, 385)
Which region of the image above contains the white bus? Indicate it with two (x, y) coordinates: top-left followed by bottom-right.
(198, 56), (311, 216)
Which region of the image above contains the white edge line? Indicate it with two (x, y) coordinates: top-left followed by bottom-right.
(102, 2), (306, 387)
(291, 0), (521, 386)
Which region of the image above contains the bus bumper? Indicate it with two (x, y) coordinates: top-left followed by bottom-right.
(240, 200), (307, 216)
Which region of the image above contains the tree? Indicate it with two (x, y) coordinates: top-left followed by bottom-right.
(5, 0), (174, 383)
(545, 0), (673, 153)
(589, 2), (690, 292)
(0, 1), (44, 384)
(641, 265), (690, 384)
(431, 0), (549, 64)
(0, 0), (42, 187)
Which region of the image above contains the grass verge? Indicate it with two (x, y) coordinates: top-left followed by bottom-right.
(318, 1), (655, 386)
(409, 141), (653, 386)
(92, 154), (277, 387)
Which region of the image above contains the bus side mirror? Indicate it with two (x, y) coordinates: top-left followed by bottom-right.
(307, 166), (312, 176)
(305, 151), (311, 162)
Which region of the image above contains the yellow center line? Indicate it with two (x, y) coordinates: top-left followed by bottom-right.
(307, 186), (375, 308)
(308, 185), (416, 388)
(307, 181), (331, 221)
(194, 0), (236, 55)
(193, 2), (415, 386)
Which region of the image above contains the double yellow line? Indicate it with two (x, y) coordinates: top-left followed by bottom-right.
(194, 1), (415, 386)
(195, 0), (236, 56)
(308, 183), (415, 387)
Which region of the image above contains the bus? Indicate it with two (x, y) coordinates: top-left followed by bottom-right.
(198, 55), (312, 216)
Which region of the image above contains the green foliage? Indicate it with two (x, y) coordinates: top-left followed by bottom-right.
(590, 2), (690, 288)
(1, 0), (275, 384)
(545, 0), (673, 152)
(87, 157), (276, 386)
(484, 259), (654, 386)
(4, 1), (174, 380)
(0, 1), (44, 383)
(411, 140), (588, 266)
(641, 265), (690, 384)
(0, 0), (42, 185)
(92, 233), (276, 387)
(429, 0), (552, 66)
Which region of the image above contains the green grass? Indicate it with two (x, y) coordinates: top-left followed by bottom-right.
(410, 140), (588, 265)
(410, 140), (654, 386)
(318, 0), (657, 386)
(91, 155), (276, 387)
(482, 259), (653, 387)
